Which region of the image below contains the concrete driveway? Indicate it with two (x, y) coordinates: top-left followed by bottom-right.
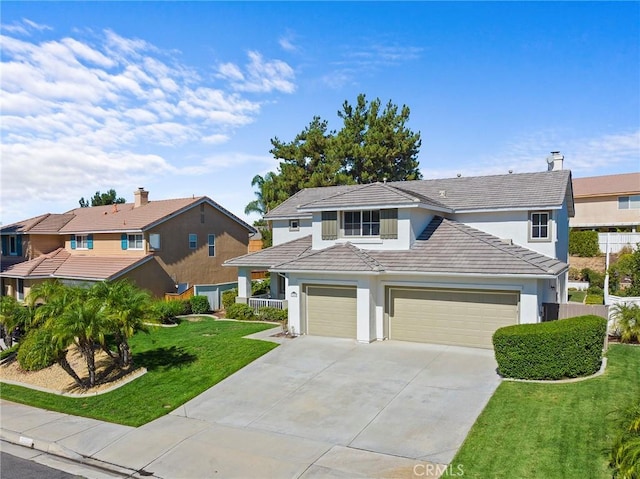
(5, 331), (501, 478)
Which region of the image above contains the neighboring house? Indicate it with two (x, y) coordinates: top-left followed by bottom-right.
(1, 188), (255, 300)
(225, 165), (574, 349)
(571, 172), (640, 232)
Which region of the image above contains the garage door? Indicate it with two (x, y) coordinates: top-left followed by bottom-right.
(306, 285), (357, 338)
(389, 288), (519, 349)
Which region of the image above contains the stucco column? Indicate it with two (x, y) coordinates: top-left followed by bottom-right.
(356, 277), (373, 343)
(286, 280), (301, 336)
(236, 267), (251, 304)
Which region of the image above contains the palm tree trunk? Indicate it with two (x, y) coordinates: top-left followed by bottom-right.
(57, 354), (85, 389)
(83, 345), (97, 387)
(119, 341), (131, 368)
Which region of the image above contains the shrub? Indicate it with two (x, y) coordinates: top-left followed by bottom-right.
(151, 300), (184, 324)
(582, 268), (605, 289)
(225, 303), (255, 321)
(181, 300), (193, 315)
(493, 315), (607, 380)
(586, 294), (604, 305)
(252, 280), (270, 296)
(257, 307), (288, 322)
(190, 295), (210, 314)
(610, 402), (640, 479)
(17, 328), (56, 371)
(222, 288), (238, 310)
(587, 285), (603, 295)
(569, 230), (600, 257)
(610, 303), (640, 343)
(568, 267), (582, 281)
(0, 344), (18, 361)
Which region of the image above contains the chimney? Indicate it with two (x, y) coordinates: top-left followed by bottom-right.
(546, 151), (564, 171)
(134, 187), (149, 208)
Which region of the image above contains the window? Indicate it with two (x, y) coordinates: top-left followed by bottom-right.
(208, 234), (215, 257)
(149, 233), (161, 250)
(289, 219), (299, 231)
(530, 212), (550, 240)
(618, 195), (640, 210)
(9, 235), (17, 255)
(71, 234), (93, 250)
(127, 234), (143, 250)
(189, 234), (197, 249)
(343, 210), (380, 236)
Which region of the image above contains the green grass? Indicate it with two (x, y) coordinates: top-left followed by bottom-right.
(0, 318), (278, 426)
(586, 294), (605, 305)
(443, 345), (640, 478)
(568, 290), (587, 303)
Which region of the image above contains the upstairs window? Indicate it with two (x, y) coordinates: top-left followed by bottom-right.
(530, 212), (550, 241)
(289, 219), (299, 231)
(189, 233), (197, 249)
(208, 234), (216, 257)
(2, 235), (22, 256)
(120, 233), (142, 250)
(71, 234), (93, 250)
(618, 195), (640, 210)
(9, 235), (18, 255)
(344, 210), (380, 237)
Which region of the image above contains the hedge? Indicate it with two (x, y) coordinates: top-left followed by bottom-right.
(190, 295), (210, 314)
(225, 303), (255, 321)
(569, 230), (600, 257)
(493, 315), (607, 380)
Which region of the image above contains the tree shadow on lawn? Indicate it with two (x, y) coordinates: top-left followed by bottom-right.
(135, 346), (197, 372)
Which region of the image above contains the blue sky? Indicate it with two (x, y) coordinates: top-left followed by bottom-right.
(1, 1), (639, 225)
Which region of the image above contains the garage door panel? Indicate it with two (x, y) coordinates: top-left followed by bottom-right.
(390, 288), (518, 349)
(307, 286), (357, 339)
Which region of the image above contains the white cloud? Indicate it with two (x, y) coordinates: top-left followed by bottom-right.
(0, 24), (297, 222)
(217, 51), (296, 93)
(423, 129), (640, 179)
(279, 33), (298, 52)
(1, 18), (52, 36)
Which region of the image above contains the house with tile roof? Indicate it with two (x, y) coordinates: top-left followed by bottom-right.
(570, 172), (640, 232)
(225, 164), (574, 349)
(1, 188), (255, 300)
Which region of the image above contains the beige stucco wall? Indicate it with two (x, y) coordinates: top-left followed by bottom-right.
(149, 203), (248, 287)
(120, 258), (175, 297)
(571, 196), (640, 229)
(27, 235), (65, 258)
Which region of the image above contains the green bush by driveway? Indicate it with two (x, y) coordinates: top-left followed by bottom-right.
(493, 315), (607, 380)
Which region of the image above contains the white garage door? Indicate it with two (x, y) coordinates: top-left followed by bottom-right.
(389, 288), (519, 349)
(306, 285), (357, 338)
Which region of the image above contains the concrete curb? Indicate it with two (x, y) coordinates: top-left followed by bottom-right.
(1, 429), (143, 478)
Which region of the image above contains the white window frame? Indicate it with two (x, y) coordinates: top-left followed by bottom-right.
(75, 234), (89, 250)
(208, 234), (215, 257)
(618, 195), (640, 210)
(189, 233), (197, 250)
(530, 211), (551, 241)
(127, 234), (144, 250)
(342, 210), (381, 237)
(149, 233), (161, 250)
(289, 219), (299, 231)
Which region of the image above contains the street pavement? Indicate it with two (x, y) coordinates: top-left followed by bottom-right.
(0, 328), (501, 478)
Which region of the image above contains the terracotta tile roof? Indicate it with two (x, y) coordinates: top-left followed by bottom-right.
(265, 170), (573, 218)
(572, 172), (640, 198)
(0, 248), (153, 280)
(60, 197), (205, 233)
(0, 256), (30, 273)
(0, 214), (73, 235)
(238, 217), (566, 277)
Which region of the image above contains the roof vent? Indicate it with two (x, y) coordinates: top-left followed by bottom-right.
(509, 169), (513, 174)
(439, 190), (446, 198)
(546, 151), (564, 171)
(456, 173), (461, 178)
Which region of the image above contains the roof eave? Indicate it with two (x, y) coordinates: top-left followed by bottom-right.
(454, 205), (563, 214)
(297, 203), (453, 214)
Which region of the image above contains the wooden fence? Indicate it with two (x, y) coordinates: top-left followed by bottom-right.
(542, 302), (609, 322)
(164, 286), (194, 302)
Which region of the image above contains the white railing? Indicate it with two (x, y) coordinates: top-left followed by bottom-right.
(248, 297), (286, 312)
(599, 233), (640, 254)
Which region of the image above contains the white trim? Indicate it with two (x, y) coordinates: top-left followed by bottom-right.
(272, 268), (565, 279)
(455, 205), (563, 213)
(298, 202), (452, 214)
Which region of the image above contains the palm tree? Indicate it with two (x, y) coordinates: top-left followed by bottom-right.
(29, 280), (76, 328)
(90, 280), (150, 368)
(55, 296), (107, 388)
(610, 302), (640, 343)
(0, 296), (33, 346)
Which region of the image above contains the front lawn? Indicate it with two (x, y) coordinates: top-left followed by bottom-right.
(0, 318), (278, 426)
(568, 290), (586, 303)
(444, 344), (640, 478)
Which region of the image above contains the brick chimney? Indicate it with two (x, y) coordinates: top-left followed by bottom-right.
(134, 187), (149, 208)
